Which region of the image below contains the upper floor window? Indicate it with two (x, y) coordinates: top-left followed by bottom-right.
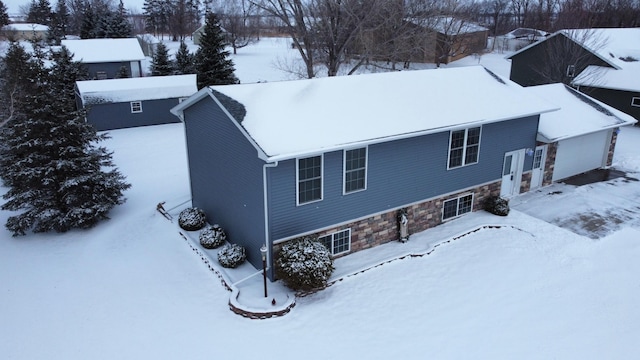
(632, 97), (640, 108)
(344, 147), (367, 194)
(448, 127), (481, 169)
(130, 101), (142, 113)
(297, 155), (323, 205)
(566, 64), (576, 77)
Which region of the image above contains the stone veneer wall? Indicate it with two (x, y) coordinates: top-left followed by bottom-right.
(606, 129), (618, 167)
(274, 180), (502, 259)
(519, 171), (532, 194)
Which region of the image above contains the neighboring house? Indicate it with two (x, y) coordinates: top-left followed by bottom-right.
(425, 16), (489, 65)
(507, 28), (640, 121)
(1, 23), (49, 40)
(525, 83), (636, 187)
(170, 66), (557, 277)
(493, 28), (549, 52)
(61, 38), (146, 79)
(76, 74), (197, 131)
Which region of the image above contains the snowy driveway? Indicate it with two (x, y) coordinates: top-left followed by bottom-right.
(511, 169), (640, 239)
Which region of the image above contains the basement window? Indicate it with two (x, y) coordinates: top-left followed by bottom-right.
(442, 193), (474, 221)
(130, 101), (142, 113)
(319, 229), (351, 255)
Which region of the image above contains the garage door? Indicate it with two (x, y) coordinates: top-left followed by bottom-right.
(552, 130), (611, 182)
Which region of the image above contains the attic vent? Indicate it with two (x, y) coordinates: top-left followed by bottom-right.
(210, 89), (247, 123)
(619, 56), (638, 62)
(566, 86), (613, 117)
(483, 68), (506, 84)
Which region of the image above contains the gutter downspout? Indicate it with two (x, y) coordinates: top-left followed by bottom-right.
(263, 161), (279, 280)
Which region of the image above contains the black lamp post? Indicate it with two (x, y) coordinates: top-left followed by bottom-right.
(260, 244), (268, 298)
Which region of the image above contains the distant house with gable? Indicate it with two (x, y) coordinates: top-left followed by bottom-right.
(62, 38), (146, 79)
(507, 28), (640, 121)
(170, 66), (559, 277)
(76, 74), (197, 131)
(1, 23), (49, 40)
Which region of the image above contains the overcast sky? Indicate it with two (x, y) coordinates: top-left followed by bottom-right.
(4, 0), (146, 16)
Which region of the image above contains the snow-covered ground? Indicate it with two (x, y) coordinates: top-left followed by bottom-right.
(1, 38), (640, 359)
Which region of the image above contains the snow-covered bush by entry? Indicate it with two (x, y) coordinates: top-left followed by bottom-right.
(178, 207), (206, 231)
(199, 224), (227, 249)
(217, 243), (246, 268)
(275, 237), (335, 292)
(484, 196), (510, 216)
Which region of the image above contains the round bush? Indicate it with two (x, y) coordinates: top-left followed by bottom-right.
(199, 224), (227, 249)
(275, 237), (335, 292)
(217, 243), (246, 268)
(178, 207), (206, 231)
(484, 196), (510, 216)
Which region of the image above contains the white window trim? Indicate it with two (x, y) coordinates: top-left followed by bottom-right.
(442, 193), (474, 221)
(319, 228), (351, 256)
(343, 146), (368, 195)
(296, 154), (324, 206)
(447, 126), (482, 170)
(631, 97), (640, 108)
(566, 64), (576, 77)
(130, 101), (142, 113)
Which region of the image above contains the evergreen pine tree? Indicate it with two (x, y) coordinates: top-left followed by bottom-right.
(109, 0), (132, 38)
(27, 0), (52, 25)
(116, 65), (129, 78)
(0, 42), (32, 128)
(48, 0), (69, 44)
(0, 44), (131, 236)
(194, 12), (238, 89)
(174, 40), (195, 74)
(0, 1), (9, 28)
(79, 2), (97, 38)
(150, 42), (173, 76)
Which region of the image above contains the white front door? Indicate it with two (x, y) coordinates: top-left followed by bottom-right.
(500, 150), (524, 197)
(530, 145), (547, 189)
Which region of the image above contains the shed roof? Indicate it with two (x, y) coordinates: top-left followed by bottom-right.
(173, 66), (558, 161)
(76, 74), (197, 105)
(526, 83), (636, 143)
(61, 38), (145, 63)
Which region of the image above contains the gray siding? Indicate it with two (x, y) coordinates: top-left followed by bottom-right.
(85, 98), (181, 131)
(183, 96), (267, 269)
(85, 61), (142, 79)
(267, 116), (539, 240)
(579, 86), (640, 121)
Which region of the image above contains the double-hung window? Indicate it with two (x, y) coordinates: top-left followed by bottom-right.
(297, 155), (322, 205)
(448, 127), (481, 169)
(130, 101), (142, 113)
(632, 97), (640, 108)
(442, 194), (473, 220)
(566, 64), (576, 77)
(319, 229), (351, 255)
(344, 147), (367, 194)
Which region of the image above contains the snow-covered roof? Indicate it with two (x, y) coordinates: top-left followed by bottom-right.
(526, 83), (636, 143)
(507, 28), (640, 70)
(572, 61), (640, 92)
(76, 75), (198, 105)
(61, 38), (146, 63)
(503, 28), (549, 40)
(173, 66), (558, 161)
(2, 23), (49, 31)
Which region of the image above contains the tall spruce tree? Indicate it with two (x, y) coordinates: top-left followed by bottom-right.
(174, 40), (195, 74)
(0, 43), (131, 236)
(0, 42), (33, 127)
(0, 1), (9, 28)
(150, 42), (173, 76)
(194, 12), (238, 89)
(49, 0), (69, 44)
(27, 0), (52, 25)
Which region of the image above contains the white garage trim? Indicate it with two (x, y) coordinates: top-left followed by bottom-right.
(552, 130), (611, 182)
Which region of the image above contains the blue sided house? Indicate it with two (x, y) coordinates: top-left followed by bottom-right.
(170, 66), (559, 277)
(61, 38), (146, 79)
(76, 74), (197, 131)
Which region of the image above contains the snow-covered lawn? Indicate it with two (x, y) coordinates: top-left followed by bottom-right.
(1, 38), (640, 359)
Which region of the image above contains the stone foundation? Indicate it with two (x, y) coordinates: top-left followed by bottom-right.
(539, 141), (557, 187)
(606, 129), (618, 167)
(520, 171), (532, 194)
(275, 180), (502, 259)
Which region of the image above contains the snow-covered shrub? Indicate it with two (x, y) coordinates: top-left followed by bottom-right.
(199, 224), (227, 249)
(178, 207), (206, 231)
(275, 237), (335, 292)
(484, 196), (510, 216)
(217, 243), (246, 268)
